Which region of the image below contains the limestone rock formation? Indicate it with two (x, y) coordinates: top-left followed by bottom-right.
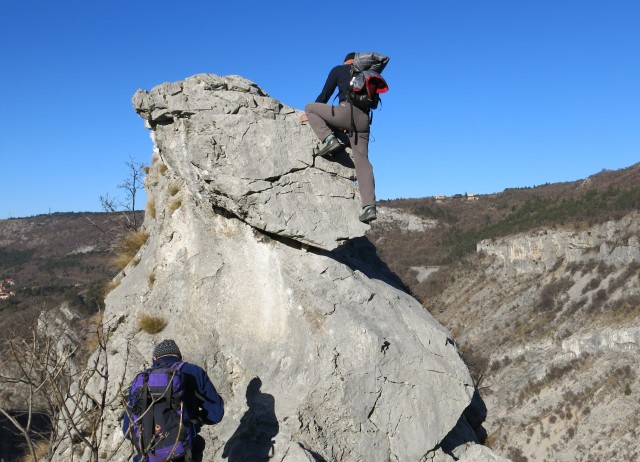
(57, 74), (494, 461)
(434, 212), (640, 461)
(132, 74), (368, 251)
(476, 213), (640, 274)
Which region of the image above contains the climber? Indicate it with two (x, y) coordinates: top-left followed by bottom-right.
(300, 52), (378, 224)
(123, 339), (225, 462)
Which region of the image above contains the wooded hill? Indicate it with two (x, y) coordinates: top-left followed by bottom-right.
(368, 162), (640, 304)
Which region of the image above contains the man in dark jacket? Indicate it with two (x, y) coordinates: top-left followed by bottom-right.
(123, 339), (224, 462)
(301, 52), (377, 223)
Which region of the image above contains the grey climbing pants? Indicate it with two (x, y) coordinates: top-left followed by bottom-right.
(305, 102), (376, 206)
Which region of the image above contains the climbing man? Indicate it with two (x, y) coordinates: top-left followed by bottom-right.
(123, 339), (224, 462)
(300, 52), (379, 223)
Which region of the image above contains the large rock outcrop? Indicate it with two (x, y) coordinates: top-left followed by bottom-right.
(60, 74), (496, 461)
(132, 74), (367, 251)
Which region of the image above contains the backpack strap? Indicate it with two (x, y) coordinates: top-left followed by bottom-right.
(349, 103), (358, 145)
(140, 372), (153, 455)
(171, 361), (192, 462)
(167, 361), (186, 407)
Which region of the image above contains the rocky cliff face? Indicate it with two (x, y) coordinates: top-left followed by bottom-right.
(433, 212), (640, 461)
(55, 75), (506, 461)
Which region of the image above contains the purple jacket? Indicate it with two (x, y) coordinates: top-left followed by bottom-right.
(123, 355), (224, 437)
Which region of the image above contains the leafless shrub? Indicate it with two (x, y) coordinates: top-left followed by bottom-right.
(607, 262), (640, 294)
(583, 259), (598, 274)
(582, 276), (602, 294)
(0, 315), (131, 462)
(566, 261), (583, 275)
(592, 288), (608, 307)
(506, 446), (528, 462)
(458, 345), (489, 385)
(100, 156), (145, 230)
(597, 261), (614, 277)
(535, 277), (573, 312)
(489, 359), (502, 372)
(608, 294), (640, 315)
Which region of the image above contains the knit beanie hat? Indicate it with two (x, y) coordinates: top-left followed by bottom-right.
(153, 339), (182, 359)
(344, 52), (356, 62)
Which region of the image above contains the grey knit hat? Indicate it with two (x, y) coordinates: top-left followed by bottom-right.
(153, 339), (182, 359)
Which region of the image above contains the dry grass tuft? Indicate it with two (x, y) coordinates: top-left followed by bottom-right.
(20, 439), (50, 462)
(138, 314), (168, 334)
(158, 163), (168, 174)
(104, 280), (120, 296)
(111, 230), (149, 270)
(168, 198), (182, 215)
(168, 182), (181, 196)
(81, 310), (104, 360)
(146, 198), (156, 219)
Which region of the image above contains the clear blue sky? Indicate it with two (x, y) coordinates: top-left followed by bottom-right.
(1, 1), (638, 219)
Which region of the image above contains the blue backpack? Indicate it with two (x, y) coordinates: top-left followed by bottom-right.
(127, 361), (192, 462)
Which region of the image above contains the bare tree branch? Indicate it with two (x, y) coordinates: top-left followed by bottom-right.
(99, 155), (146, 230)
(0, 312), (131, 461)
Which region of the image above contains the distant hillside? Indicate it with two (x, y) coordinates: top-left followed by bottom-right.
(367, 162), (640, 303)
(0, 212), (141, 337)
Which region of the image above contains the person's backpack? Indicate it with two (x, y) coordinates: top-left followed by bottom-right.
(347, 52), (390, 113)
(126, 361), (192, 462)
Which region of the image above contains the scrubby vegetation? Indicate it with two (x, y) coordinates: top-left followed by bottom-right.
(369, 164), (640, 303)
(0, 212), (142, 337)
(110, 230), (149, 270)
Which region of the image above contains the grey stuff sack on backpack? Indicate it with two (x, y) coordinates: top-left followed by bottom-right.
(348, 52), (390, 112)
(352, 52), (389, 74)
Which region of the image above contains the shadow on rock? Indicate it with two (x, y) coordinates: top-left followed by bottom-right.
(333, 236), (410, 293)
(439, 386), (488, 455)
(222, 377), (279, 461)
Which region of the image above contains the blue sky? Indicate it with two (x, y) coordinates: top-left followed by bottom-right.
(1, 1), (638, 219)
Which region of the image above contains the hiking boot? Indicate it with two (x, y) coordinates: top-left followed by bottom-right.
(316, 134), (344, 157)
(359, 205), (377, 223)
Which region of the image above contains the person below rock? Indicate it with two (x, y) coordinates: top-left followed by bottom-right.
(300, 52), (377, 224)
(123, 339), (225, 462)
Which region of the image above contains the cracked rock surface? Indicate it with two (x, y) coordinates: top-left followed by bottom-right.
(57, 74), (490, 462)
(133, 73), (368, 251)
